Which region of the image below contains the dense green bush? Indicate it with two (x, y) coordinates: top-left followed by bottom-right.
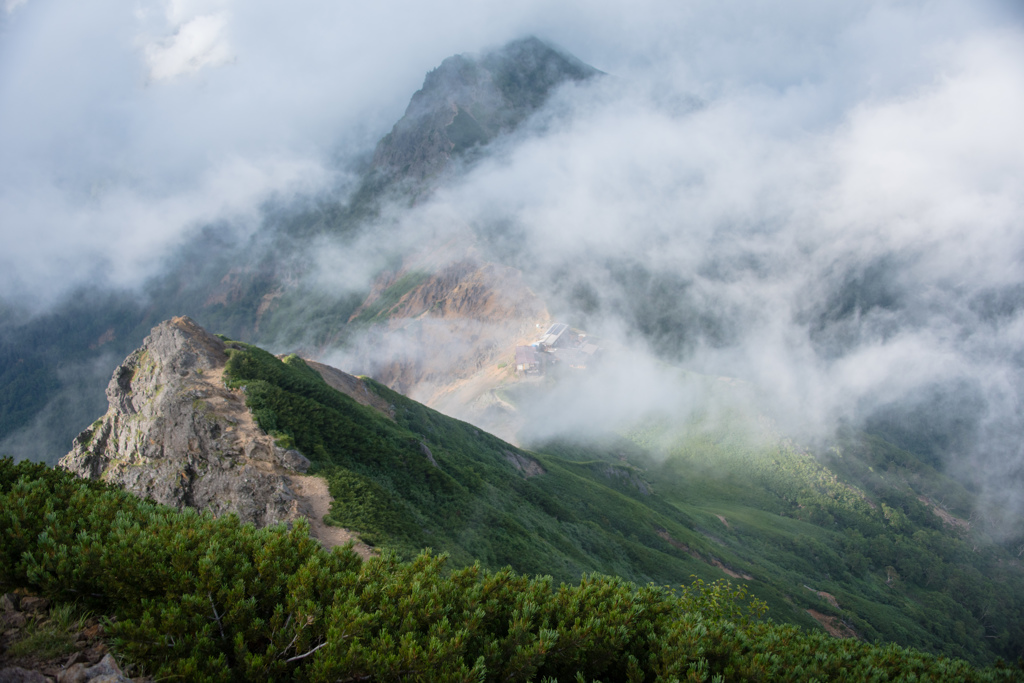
(2, 458), (1021, 682)
(217, 342), (1024, 666)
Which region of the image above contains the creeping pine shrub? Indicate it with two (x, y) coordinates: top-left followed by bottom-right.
(1, 458), (1021, 682)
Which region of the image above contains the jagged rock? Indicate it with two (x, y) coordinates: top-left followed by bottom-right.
(60, 317), (309, 528)
(83, 655), (121, 680)
(0, 612), (26, 630)
(503, 450), (544, 478)
(17, 597), (48, 615)
(0, 667), (47, 683)
(0, 595), (18, 613)
(56, 654), (130, 683)
(278, 448), (311, 472)
(56, 664), (87, 683)
(373, 37), (601, 184)
(601, 464), (651, 495)
(420, 442), (439, 468)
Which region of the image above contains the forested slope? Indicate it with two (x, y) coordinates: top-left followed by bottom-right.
(218, 338), (1024, 666)
(2, 458), (1021, 682)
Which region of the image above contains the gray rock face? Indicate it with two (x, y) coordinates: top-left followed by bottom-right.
(0, 667), (48, 683)
(60, 317), (311, 528)
(373, 36), (601, 183)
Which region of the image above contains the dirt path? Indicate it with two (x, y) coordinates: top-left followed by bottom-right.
(289, 475), (377, 560)
(203, 360), (376, 560)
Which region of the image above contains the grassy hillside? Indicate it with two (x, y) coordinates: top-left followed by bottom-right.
(222, 340), (716, 584)
(220, 339), (1024, 666)
(2, 458), (1021, 682)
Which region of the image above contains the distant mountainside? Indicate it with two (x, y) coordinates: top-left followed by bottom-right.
(3, 36), (1024, 669)
(54, 317), (1024, 666)
(0, 36), (595, 462)
(371, 36), (601, 186)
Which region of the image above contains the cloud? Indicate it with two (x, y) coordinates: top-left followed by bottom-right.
(369, 3), (1024, 531)
(0, 0), (557, 309)
(143, 12), (233, 82)
(0, 154), (332, 304)
(2, 0), (1024, 529)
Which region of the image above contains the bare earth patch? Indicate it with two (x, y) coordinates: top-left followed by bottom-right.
(817, 591), (841, 610)
(202, 362), (376, 560)
(806, 609), (858, 639)
(709, 557), (755, 581)
(918, 495), (970, 531)
(655, 527), (753, 580)
(288, 475), (377, 560)
(200, 365), (279, 471)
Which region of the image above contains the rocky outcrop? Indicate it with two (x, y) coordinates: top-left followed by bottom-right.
(0, 591), (141, 682)
(503, 450), (544, 478)
(372, 36), (601, 184)
(303, 360), (396, 420)
(351, 259), (549, 399)
(59, 317), (311, 528)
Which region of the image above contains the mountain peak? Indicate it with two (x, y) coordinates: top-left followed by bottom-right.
(371, 36), (601, 183)
(59, 317), (314, 527)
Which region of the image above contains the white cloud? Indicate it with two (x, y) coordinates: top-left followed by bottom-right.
(2, 0), (1024, 525)
(144, 12), (233, 81)
(0, 154), (333, 304)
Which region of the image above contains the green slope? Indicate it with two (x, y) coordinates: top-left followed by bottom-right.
(2, 458), (1021, 681)
(221, 339), (1024, 666)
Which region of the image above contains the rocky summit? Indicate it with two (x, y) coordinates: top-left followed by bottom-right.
(372, 36), (601, 183)
(59, 317), (312, 528)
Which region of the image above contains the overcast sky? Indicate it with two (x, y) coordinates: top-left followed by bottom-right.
(3, 0), (1024, 529)
(2, 0), (1020, 304)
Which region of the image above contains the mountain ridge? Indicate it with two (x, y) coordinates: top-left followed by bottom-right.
(0, 36), (598, 462)
(1, 34), (1023, 670)
(371, 36), (602, 185)
(58, 316), (374, 558)
(46, 317), (1024, 666)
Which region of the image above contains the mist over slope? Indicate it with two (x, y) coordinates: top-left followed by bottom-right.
(1, 0), (1023, 537)
(50, 318), (1024, 664)
(422, 37), (1024, 532)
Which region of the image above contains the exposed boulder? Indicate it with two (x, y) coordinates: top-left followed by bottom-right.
(503, 450), (545, 478)
(60, 317), (311, 528)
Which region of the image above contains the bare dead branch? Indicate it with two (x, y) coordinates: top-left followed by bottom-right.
(208, 592), (226, 642)
(285, 640), (327, 663)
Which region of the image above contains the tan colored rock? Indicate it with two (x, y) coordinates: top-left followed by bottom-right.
(60, 317), (310, 528)
(56, 664), (87, 683)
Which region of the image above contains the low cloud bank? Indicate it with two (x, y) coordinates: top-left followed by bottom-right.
(382, 12), (1024, 533)
(3, 0), (1023, 531)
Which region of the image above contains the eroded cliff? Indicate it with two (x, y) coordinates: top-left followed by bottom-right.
(60, 317), (313, 528)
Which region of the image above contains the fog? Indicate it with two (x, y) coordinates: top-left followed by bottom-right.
(334, 1), (1024, 531)
(3, 1), (1024, 531)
